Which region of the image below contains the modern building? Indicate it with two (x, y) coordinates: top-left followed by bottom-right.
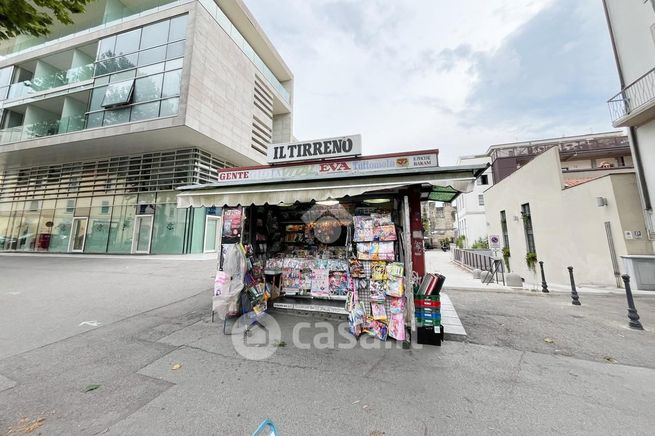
(0, 0), (294, 254)
(421, 201), (456, 248)
(485, 147), (653, 290)
(453, 154), (492, 248)
(603, 0), (655, 286)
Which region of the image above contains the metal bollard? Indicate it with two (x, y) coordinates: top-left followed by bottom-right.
(622, 274), (644, 330)
(539, 261), (549, 293)
(567, 266), (581, 305)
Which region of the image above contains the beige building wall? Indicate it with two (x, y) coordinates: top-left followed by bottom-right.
(604, 0), (655, 251)
(485, 148), (652, 288)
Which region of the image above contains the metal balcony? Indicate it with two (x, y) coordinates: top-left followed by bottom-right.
(608, 66), (655, 127)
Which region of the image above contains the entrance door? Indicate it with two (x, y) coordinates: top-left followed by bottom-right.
(69, 217), (88, 253)
(204, 216), (222, 253)
(132, 215), (153, 254)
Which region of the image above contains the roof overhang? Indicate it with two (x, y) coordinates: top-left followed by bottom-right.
(176, 150), (487, 208)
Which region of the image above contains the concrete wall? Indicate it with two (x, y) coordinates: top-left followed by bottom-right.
(633, 118), (655, 235)
(485, 148), (652, 288)
(183, 2), (291, 165)
(605, 0), (655, 84)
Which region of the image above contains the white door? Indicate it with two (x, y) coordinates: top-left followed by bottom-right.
(68, 217), (88, 253)
(204, 216), (222, 253)
(132, 215), (153, 254)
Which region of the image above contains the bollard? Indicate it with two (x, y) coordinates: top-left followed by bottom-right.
(539, 261), (549, 293)
(622, 274), (644, 330)
(567, 266), (581, 306)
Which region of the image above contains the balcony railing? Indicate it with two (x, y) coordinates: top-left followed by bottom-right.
(608, 66), (655, 123)
(4, 64), (94, 101)
(0, 114), (87, 145)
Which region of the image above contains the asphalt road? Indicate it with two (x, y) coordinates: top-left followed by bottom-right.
(1, 255), (654, 435)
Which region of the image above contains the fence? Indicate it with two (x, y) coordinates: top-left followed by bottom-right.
(451, 246), (505, 285)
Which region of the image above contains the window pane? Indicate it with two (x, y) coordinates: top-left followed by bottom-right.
(137, 62), (164, 77)
(114, 28), (141, 56)
(101, 79), (135, 107)
(0, 67), (13, 86)
(138, 46), (166, 67)
(134, 74), (163, 102)
(159, 97), (179, 117)
(97, 36), (116, 59)
(166, 41), (185, 60)
(87, 112), (104, 128)
(161, 70), (181, 98)
(168, 15), (188, 41)
(89, 86), (107, 111)
(110, 69), (136, 83)
(94, 76), (110, 86)
(140, 20), (170, 50)
(103, 107), (131, 126)
(95, 53), (137, 76)
(165, 58), (183, 71)
(131, 101), (160, 121)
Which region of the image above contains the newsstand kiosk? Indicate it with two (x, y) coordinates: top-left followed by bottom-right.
(176, 135), (486, 347)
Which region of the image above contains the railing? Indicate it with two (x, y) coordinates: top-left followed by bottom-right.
(608, 66), (655, 123)
(0, 114), (86, 145)
(0, 0), (184, 57)
(4, 64), (94, 101)
(451, 247), (505, 284)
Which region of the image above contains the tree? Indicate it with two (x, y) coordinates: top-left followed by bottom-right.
(0, 0), (94, 40)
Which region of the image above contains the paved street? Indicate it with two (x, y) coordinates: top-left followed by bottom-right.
(1, 255), (655, 435)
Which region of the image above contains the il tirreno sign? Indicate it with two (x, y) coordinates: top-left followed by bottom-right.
(214, 151), (439, 186)
(267, 134), (362, 164)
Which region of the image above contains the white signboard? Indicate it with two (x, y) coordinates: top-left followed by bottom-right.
(489, 235), (501, 249)
(267, 134), (362, 164)
(214, 151), (439, 186)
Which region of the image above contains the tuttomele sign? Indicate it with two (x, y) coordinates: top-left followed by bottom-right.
(267, 134), (362, 164)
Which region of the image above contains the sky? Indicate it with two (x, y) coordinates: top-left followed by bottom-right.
(244, 0), (621, 165)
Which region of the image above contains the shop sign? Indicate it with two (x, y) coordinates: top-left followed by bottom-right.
(214, 152), (439, 187)
(267, 134), (362, 164)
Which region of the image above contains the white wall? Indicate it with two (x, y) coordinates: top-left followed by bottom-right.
(455, 155), (492, 247)
(485, 148), (652, 288)
(605, 0), (655, 84)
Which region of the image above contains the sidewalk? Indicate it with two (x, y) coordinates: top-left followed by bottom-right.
(425, 250), (655, 296)
(425, 249), (510, 291)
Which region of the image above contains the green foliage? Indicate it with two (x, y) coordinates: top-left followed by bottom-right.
(525, 251), (538, 272)
(0, 0), (94, 40)
(502, 247), (511, 272)
(471, 237), (489, 249)
(455, 235), (465, 249)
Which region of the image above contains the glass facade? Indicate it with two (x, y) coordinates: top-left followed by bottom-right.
(87, 14), (186, 128)
(0, 148), (232, 254)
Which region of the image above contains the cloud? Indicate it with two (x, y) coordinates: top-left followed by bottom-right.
(244, 0), (620, 165)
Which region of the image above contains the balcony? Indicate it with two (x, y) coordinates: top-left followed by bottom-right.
(608, 67), (655, 127)
(0, 114), (87, 145)
(5, 64), (94, 101)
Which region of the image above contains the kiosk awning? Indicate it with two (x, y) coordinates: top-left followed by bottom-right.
(177, 174), (475, 208)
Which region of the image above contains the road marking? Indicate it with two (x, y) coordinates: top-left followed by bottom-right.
(7, 292), (20, 295)
(78, 321), (101, 327)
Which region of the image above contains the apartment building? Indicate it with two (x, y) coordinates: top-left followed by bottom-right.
(603, 0), (655, 288)
(454, 154), (492, 248)
(0, 0), (293, 254)
(421, 201), (456, 248)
